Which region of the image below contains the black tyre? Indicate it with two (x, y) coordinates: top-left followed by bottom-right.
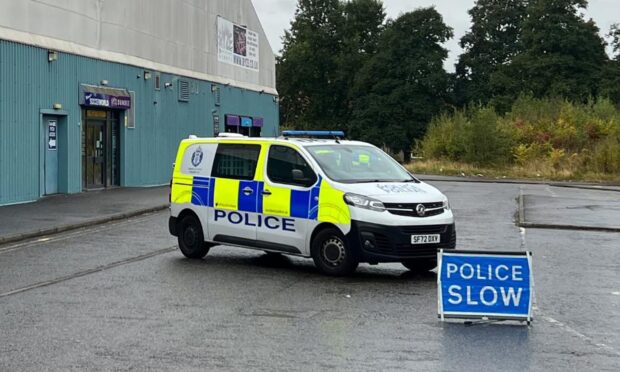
(401, 259), (437, 272)
(177, 215), (210, 259)
(448, 227), (457, 249)
(311, 228), (358, 276)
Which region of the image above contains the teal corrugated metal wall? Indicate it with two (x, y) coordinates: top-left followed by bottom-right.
(0, 40), (279, 205)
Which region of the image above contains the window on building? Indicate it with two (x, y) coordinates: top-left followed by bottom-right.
(178, 80), (190, 102)
(212, 85), (221, 106)
(267, 145), (317, 187)
(211, 144), (261, 180)
(155, 73), (161, 91)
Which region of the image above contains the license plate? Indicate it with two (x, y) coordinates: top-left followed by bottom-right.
(411, 234), (440, 244)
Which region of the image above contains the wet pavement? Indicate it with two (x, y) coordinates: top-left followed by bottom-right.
(0, 187), (168, 244)
(0, 181), (618, 371)
(521, 185), (620, 230)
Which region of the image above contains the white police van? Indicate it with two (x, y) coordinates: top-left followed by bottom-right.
(169, 131), (455, 276)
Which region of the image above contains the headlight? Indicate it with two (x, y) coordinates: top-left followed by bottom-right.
(442, 197), (451, 210)
(343, 193), (385, 212)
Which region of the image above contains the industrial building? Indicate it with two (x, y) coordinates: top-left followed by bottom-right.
(0, 0), (279, 205)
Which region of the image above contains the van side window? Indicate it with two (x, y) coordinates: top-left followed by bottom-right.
(267, 145), (317, 187)
(212, 144), (261, 180)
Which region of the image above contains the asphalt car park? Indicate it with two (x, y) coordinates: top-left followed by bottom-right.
(0, 180), (618, 371)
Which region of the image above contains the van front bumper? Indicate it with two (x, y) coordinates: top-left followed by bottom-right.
(347, 220), (456, 262)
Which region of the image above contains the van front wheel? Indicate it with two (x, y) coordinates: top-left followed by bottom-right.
(311, 228), (358, 276)
(178, 215), (210, 259)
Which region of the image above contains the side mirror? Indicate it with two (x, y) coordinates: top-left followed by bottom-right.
(291, 169), (305, 181)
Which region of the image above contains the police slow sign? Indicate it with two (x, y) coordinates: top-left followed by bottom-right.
(438, 250), (533, 322)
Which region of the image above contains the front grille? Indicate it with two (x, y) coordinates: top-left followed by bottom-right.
(384, 202), (445, 217)
(358, 224), (453, 257)
(400, 224), (448, 235)
(374, 233), (392, 253)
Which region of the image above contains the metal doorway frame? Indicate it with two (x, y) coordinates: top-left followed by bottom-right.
(38, 109), (69, 198)
(82, 109), (122, 191)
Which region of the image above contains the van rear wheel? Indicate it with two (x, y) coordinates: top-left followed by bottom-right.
(401, 259), (437, 272)
(178, 215), (210, 259)
(311, 228), (358, 276)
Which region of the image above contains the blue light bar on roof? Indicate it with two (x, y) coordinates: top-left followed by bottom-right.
(281, 130), (345, 138)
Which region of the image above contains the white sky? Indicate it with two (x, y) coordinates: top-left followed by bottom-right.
(252, 0), (619, 71)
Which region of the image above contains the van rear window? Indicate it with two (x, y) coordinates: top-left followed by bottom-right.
(211, 144), (261, 180)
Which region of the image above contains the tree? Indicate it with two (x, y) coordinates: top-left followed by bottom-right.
(491, 0), (608, 111)
(277, 0), (344, 130)
(601, 24), (620, 103)
(335, 0), (386, 125)
(349, 8), (453, 161)
(276, 0), (386, 131)
(454, 0), (528, 106)
(609, 23), (620, 58)
(342, 0), (385, 56)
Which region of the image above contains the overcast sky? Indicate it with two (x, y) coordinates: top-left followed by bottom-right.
(252, 0), (619, 71)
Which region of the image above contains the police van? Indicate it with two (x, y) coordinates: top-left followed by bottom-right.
(169, 131), (455, 276)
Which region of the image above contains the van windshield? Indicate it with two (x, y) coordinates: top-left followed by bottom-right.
(305, 145), (417, 183)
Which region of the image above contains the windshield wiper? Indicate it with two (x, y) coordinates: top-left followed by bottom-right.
(349, 179), (404, 183)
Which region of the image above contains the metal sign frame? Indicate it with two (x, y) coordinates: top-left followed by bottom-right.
(437, 249), (534, 323)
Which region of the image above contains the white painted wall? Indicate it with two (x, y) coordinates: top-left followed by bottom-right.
(0, 0), (276, 92)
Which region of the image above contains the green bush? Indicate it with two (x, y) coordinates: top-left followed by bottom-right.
(588, 127), (620, 173)
(421, 107), (513, 165)
(420, 112), (467, 160)
(418, 96), (620, 176)
(462, 108), (514, 165)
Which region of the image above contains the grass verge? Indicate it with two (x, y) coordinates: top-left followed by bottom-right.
(406, 159), (620, 183)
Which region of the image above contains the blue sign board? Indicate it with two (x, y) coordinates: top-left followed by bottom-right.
(241, 116), (253, 127)
(438, 250), (533, 321)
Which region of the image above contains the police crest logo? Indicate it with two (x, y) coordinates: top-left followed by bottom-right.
(191, 147), (204, 167)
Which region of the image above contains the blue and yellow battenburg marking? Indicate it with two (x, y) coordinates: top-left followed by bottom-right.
(173, 166), (351, 225)
(187, 176), (322, 221)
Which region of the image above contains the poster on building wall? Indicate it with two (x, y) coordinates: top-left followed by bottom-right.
(217, 16), (259, 71)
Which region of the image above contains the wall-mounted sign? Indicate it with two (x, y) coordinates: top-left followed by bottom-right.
(83, 92), (131, 109)
(226, 114), (263, 128)
(217, 16), (259, 71)
(226, 115), (240, 126)
(86, 110), (107, 119)
(80, 84), (132, 110)
(213, 114), (220, 136)
(241, 116), (253, 127)
(438, 250), (533, 322)
(48, 120), (57, 150)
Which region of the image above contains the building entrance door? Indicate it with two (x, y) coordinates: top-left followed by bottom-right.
(82, 110), (120, 190)
(43, 116), (59, 195)
(84, 120), (105, 189)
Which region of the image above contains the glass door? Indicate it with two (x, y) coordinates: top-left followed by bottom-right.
(84, 120), (105, 189)
(82, 110), (121, 190)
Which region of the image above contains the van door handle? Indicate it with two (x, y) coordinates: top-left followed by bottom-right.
(262, 189), (272, 196)
(242, 186), (254, 195)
